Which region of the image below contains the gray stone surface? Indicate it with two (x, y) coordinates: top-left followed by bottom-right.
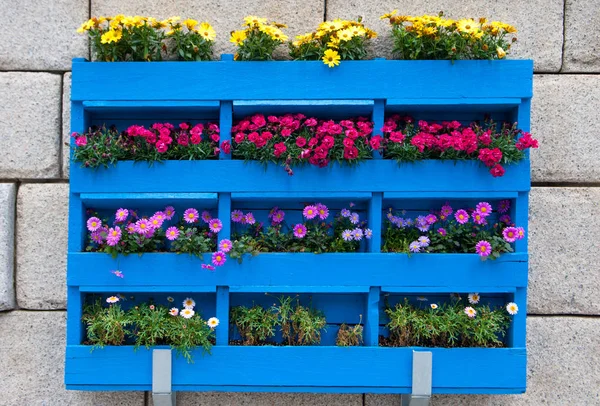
(0, 184), (16, 311)
(532, 75), (600, 182)
(63, 72), (72, 179)
(563, 0), (600, 72)
(16, 184), (69, 309)
(367, 317), (600, 405)
(153, 392), (362, 406)
(0, 0), (88, 70)
(326, 0), (564, 72)
(0, 73), (62, 179)
(529, 187), (600, 315)
(91, 0), (325, 60)
(0, 311), (144, 406)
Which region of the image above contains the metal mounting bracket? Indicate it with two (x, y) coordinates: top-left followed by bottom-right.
(400, 351), (432, 406)
(152, 349), (176, 406)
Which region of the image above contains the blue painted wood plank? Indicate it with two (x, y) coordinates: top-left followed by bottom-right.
(216, 286), (229, 345)
(381, 286), (516, 293)
(69, 160), (531, 193)
(71, 59), (533, 101)
(228, 286), (370, 293)
(79, 192), (218, 210)
(217, 193), (231, 240)
(364, 287), (381, 346)
(66, 288), (83, 345)
(371, 99), (385, 159)
(509, 287), (527, 348)
(231, 192), (372, 201)
(219, 100), (232, 160)
(83, 100), (220, 109)
(67, 253), (528, 289)
(384, 191), (519, 199)
(368, 192), (382, 253)
(78, 286), (217, 293)
(65, 346), (526, 392)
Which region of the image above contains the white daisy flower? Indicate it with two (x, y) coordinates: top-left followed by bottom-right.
(416, 296), (428, 301)
(468, 293), (480, 304)
(181, 308), (195, 319)
(207, 317), (220, 328)
(169, 308), (179, 316)
(464, 306), (477, 318)
(506, 302), (519, 315)
(430, 304), (438, 309)
(106, 296), (119, 304)
(167, 296), (174, 303)
(183, 297), (195, 309)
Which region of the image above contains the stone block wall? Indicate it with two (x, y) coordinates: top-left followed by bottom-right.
(1, 1), (598, 405)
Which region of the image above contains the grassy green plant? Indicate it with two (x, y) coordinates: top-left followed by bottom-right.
(230, 304), (280, 345)
(82, 298), (131, 348)
(336, 318), (364, 347)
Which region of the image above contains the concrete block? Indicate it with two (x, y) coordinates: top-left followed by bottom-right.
(63, 72), (72, 179)
(563, 0), (600, 72)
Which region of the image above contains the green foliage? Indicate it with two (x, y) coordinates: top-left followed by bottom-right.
(384, 298), (510, 348)
(231, 18), (287, 61)
(230, 305), (280, 345)
(82, 299), (131, 348)
(336, 320), (364, 347)
(169, 226), (216, 258)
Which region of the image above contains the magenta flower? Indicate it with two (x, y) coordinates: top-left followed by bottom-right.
(293, 224), (307, 238)
(499, 214), (512, 225)
(149, 214), (165, 229)
(201, 211), (212, 224)
(111, 270), (124, 278)
(303, 205), (318, 220)
(341, 209), (351, 217)
(87, 217), (102, 232)
(106, 226), (122, 246)
(126, 223), (136, 234)
(455, 209), (469, 224)
(115, 208), (129, 222)
(316, 203), (329, 220)
(209, 218), (223, 233)
(272, 210), (285, 224)
(201, 263), (216, 271)
(231, 210), (244, 223)
(475, 240), (492, 257)
(134, 219), (152, 235)
(245, 213), (256, 225)
(516, 226), (525, 240)
(498, 200), (511, 213)
(472, 212), (487, 225)
(425, 214), (437, 225)
(91, 230), (104, 244)
(153, 211), (167, 223)
(164, 206), (175, 220)
(475, 202), (493, 217)
(437, 227), (447, 236)
(165, 226), (180, 241)
(219, 239), (233, 253)
(212, 251), (227, 267)
(441, 204), (453, 216)
(183, 208), (199, 223)
(503, 227), (519, 243)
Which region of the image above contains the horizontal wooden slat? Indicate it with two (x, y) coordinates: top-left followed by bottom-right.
(65, 346), (526, 392)
(70, 160), (530, 194)
(68, 252), (528, 290)
(72, 59), (533, 101)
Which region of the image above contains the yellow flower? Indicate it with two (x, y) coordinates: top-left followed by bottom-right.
(272, 22), (288, 29)
(496, 47), (506, 58)
(197, 22), (216, 41)
(365, 28), (378, 39)
(77, 19), (96, 33)
(457, 19), (479, 34)
(100, 29), (122, 44)
(131, 16), (145, 27)
(327, 36), (340, 48)
(230, 30), (247, 45)
(471, 29), (484, 39)
(269, 28), (288, 42)
(244, 15), (267, 27)
(167, 16), (181, 24)
(320, 20), (343, 32)
(349, 26), (366, 37)
(182, 19), (198, 31)
(380, 10), (398, 20)
(322, 49), (341, 68)
(503, 23), (517, 33)
(166, 26), (181, 36)
(337, 29), (353, 41)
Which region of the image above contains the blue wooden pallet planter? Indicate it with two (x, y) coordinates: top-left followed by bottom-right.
(67, 56), (532, 395)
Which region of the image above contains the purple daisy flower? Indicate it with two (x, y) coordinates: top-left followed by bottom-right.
(415, 216), (430, 232)
(209, 218), (223, 233)
(475, 240), (492, 257)
(475, 202), (493, 217)
(341, 208), (351, 218)
(455, 209), (469, 224)
(409, 241), (421, 253)
(364, 228), (373, 239)
(183, 208), (199, 224)
(418, 236), (430, 247)
(386, 211), (394, 220)
(437, 227), (447, 236)
(126, 223), (136, 234)
(316, 203), (329, 220)
(231, 210), (244, 223)
(149, 214), (164, 229)
(303, 205), (318, 220)
(503, 227), (519, 243)
(201, 263), (216, 271)
(272, 210), (285, 224)
(218, 239), (232, 253)
(405, 218), (413, 227)
(498, 200), (511, 213)
(293, 224), (307, 238)
(111, 270), (124, 278)
(245, 213), (256, 225)
(516, 226), (525, 240)
(87, 217), (102, 232)
(472, 212), (487, 225)
(115, 208), (129, 222)
(165, 226), (180, 241)
(201, 211), (212, 224)
(153, 211), (166, 223)
(352, 228), (364, 241)
(91, 230), (104, 244)
(425, 214), (437, 225)
(499, 214), (512, 225)
(135, 219), (153, 235)
(164, 206), (175, 220)
(212, 251), (227, 267)
(350, 212), (360, 225)
(441, 204), (453, 216)
(106, 226), (122, 246)
(341, 229), (353, 241)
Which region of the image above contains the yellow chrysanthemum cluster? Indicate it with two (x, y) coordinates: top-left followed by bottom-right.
(229, 15), (288, 46)
(77, 15), (217, 44)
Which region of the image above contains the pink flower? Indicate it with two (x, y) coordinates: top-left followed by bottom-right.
(87, 217), (102, 232)
(201, 211), (212, 223)
(293, 224), (307, 238)
(106, 226), (122, 246)
(201, 263), (216, 271)
(212, 251), (227, 267)
(221, 140), (231, 154)
(219, 239), (232, 253)
(75, 136), (87, 147)
(303, 205), (318, 220)
(209, 218), (223, 233)
(115, 208), (129, 222)
(454, 210), (469, 224)
(274, 142), (287, 158)
(164, 206), (175, 220)
(296, 137), (307, 148)
(183, 208), (199, 223)
(166, 226), (180, 241)
(156, 141), (168, 153)
(111, 270), (124, 278)
(503, 227), (519, 243)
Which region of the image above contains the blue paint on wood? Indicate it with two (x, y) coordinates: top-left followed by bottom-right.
(216, 286), (230, 346)
(364, 287), (381, 346)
